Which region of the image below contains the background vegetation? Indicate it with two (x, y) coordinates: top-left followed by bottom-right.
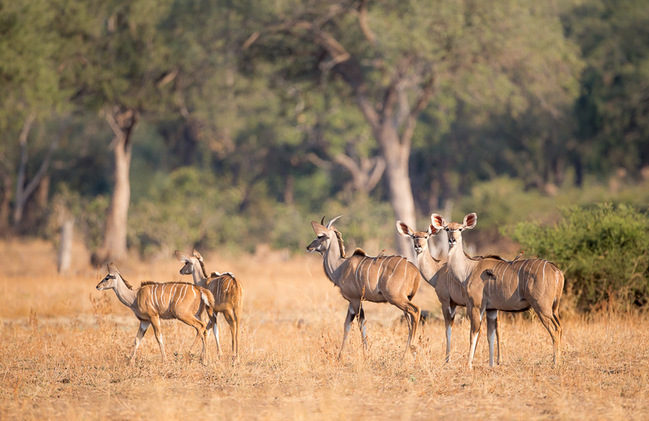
(1, 0), (648, 310)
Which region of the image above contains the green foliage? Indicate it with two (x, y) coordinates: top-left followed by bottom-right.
(510, 203), (649, 311)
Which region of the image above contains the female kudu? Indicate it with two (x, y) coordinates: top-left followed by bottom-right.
(431, 213), (564, 368)
(175, 250), (243, 358)
(307, 216), (422, 357)
(96, 263), (215, 363)
(396, 220), (501, 365)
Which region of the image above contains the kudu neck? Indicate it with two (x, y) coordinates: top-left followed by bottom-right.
(323, 236), (345, 282)
(446, 235), (476, 283)
(417, 248), (443, 285)
(191, 262), (208, 287)
(112, 276), (137, 309)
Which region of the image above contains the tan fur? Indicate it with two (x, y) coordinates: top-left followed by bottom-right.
(96, 263), (215, 364)
(396, 220), (502, 365)
(307, 218), (422, 357)
(176, 250), (243, 358)
(432, 213), (564, 368)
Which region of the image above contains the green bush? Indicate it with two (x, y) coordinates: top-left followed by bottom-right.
(510, 203), (649, 311)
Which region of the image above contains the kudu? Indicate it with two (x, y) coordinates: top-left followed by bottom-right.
(95, 263), (215, 363)
(396, 220), (501, 365)
(431, 213), (564, 368)
(306, 216), (422, 357)
(175, 250), (243, 357)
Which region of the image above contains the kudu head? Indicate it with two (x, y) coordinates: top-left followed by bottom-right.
(306, 215), (342, 255)
(395, 220), (439, 255)
(175, 250), (200, 275)
(96, 262), (122, 290)
(431, 212), (477, 250)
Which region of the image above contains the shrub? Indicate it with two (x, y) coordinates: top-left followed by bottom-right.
(510, 203), (649, 311)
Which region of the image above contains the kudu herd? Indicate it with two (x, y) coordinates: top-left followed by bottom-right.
(96, 211), (564, 369)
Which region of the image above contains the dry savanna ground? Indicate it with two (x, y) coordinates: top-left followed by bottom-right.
(1, 239), (648, 420)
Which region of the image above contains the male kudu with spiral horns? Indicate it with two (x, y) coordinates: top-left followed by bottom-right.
(307, 216), (423, 357)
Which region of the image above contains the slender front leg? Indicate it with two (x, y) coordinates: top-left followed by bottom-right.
(338, 303), (357, 359)
(486, 309), (499, 367)
(130, 321), (150, 363)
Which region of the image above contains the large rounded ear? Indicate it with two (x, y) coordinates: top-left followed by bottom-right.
(430, 213), (446, 230)
(427, 223), (440, 236)
(174, 250), (188, 261)
(463, 212), (477, 229)
(192, 249), (203, 261)
(396, 220), (414, 237)
(311, 221), (327, 236)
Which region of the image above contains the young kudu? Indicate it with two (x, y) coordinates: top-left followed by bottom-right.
(306, 216), (423, 357)
(396, 220), (501, 365)
(95, 263), (215, 363)
(175, 250), (243, 358)
(431, 213), (564, 368)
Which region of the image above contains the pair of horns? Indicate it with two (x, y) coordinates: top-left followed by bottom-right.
(320, 215), (342, 229)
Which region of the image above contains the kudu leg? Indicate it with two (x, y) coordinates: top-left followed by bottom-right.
(486, 310), (499, 366)
(442, 304), (456, 363)
(357, 305), (368, 352)
(209, 314), (223, 357)
(396, 301), (420, 355)
(467, 305), (483, 369)
(130, 321), (150, 363)
(223, 309), (238, 358)
(338, 304), (357, 359)
(534, 308), (561, 367)
(150, 316), (166, 362)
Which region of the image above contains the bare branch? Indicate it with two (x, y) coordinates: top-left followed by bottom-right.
(365, 156), (385, 191)
(21, 137), (59, 203)
(306, 152), (333, 170)
(400, 73), (436, 153)
(357, 0), (376, 44)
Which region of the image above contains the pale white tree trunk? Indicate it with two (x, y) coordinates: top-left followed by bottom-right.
(93, 107), (137, 265)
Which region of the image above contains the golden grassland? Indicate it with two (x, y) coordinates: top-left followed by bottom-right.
(1, 239), (648, 420)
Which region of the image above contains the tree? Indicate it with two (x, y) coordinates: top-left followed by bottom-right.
(61, 0), (176, 264)
(0, 0), (70, 232)
(248, 0), (582, 257)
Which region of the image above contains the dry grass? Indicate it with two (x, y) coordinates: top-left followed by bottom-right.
(1, 239), (648, 420)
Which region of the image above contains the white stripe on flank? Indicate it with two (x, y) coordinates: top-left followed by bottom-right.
(355, 257), (368, 284)
(376, 258), (386, 286)
(366, 259), (372, 286)
(403, 258), (408, 280)
(180, 284), (187, 303)
(389, 258), (403, 283)
(153, 285), (159, 309)
(191, 286), (196, 300)
(542, 261), (548, 285)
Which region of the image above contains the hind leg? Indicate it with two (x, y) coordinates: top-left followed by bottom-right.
(338, 302), (358, 359)
(533, 307), (561, 367)
(486, 310), (500, 366)
(357, 304), (368, 352)
(393, 300), (420, 354)
(222, 309), (238, 358)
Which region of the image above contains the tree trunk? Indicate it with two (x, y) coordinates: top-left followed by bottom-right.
(0, 174), (11, 235)
(57, 218), (74, 273)
(378, 127), (417, 261)
(93, 107), (137, 266)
